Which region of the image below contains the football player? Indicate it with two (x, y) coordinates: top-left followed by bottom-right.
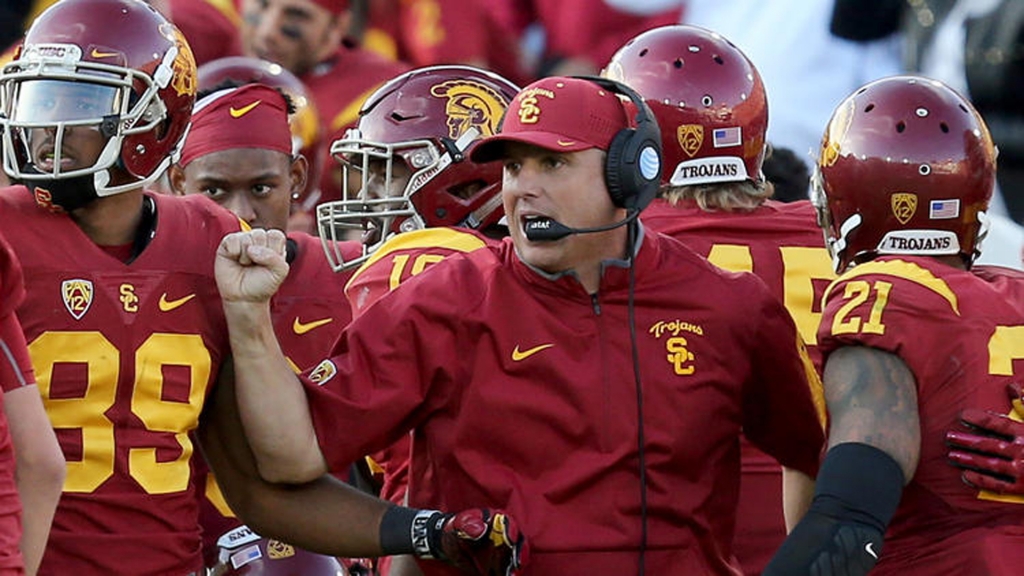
(0, 231), (64, 576)
(766, 76), (1024, 575)
(196, 56), (327, 234)
(0, 1), (244, 573)
(238, 0), (410, 205)
(167, 82), (362, 573)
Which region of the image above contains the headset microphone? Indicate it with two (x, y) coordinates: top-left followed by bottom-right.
(523, 211), (640, 242)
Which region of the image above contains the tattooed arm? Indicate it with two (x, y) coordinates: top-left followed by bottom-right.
(822, 345), (920, 481)
(764, 345), (916, 575)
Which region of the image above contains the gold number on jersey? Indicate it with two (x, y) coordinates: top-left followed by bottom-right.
(706, 243), (833, 345)
(979, 325), (1024, 504)
(388, 253), (445, 290)
(29, 331), (212, 494)
(781, 247), (834, 345)
(831, 280), (892, 335)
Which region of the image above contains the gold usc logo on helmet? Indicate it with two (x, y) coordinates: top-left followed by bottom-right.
(430, 80), (510, 139)
(821, 98), (856, 168)
(160, 23), (196, 97)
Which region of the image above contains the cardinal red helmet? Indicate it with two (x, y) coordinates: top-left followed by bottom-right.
(602, 24), (768, 187)
(197, 56), (325, 210)
(0, 0), (197, 194)
(812, 75), (996, 273)
(210, 525), (347, 576)
(318, 65), (518, 272)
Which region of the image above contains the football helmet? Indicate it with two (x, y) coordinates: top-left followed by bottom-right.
(318, 65), (519, 272)
(197, 56), (325, 210)
(0, 0), (197, 197)
(812, 75), (996, 273)
(602, 24), (768, 187)
(209, 525), (348, 576)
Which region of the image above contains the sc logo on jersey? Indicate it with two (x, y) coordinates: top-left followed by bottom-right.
(666, 337), (696, 376)
(649, 319), (702, 376)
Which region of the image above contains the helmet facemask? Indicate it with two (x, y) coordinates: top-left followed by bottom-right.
(0, 42), (179, 202)
(318, 127), (481, 272)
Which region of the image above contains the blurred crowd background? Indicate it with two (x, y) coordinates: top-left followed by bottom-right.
(2, 0), (1021, 247)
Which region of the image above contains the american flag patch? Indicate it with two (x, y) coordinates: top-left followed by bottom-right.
(713, 127), (742, 148)
(929, 199), (960, 219)
(230, 545), (262, 569)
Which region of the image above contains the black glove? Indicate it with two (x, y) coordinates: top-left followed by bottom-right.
(407, 508), (527, 575)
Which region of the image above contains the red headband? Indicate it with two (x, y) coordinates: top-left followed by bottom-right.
(310, 0), (348, 16)
(180, 83), (293, 167)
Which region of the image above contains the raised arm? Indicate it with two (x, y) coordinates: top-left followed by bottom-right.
(215, 229), (327, 482)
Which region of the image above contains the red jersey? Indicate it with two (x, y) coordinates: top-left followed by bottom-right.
(364, 0), (528, 85)
(643, 198), (833, 575)
(0, 188), (241, 576)
(0, 232), (32, 395)
(0, 235), (24, 575)
(345, 227), (494, 318)
(197, 232), (359, 565)
(818, 258), (1024, 575)
(167, 0), (242, 67)
(304, 232), (825, 574)
(526, 0), (678, 71)
(301, 46), (410, 204)
(344, 228), (494, 514)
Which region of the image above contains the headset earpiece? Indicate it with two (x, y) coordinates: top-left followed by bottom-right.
(572, 76), (663, 211)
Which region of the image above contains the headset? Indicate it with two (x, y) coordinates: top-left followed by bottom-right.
(523, 76), (663, 242)
(578, 75), (663, 212)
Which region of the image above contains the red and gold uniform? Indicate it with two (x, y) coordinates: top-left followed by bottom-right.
(818, 257), (1024, 575)
(345, 227), (494, 319)
(166, 0), (243, 67)
(197, 232), (359, 565)
(363, 0), (528, 85)
(520, 0), (678, 73)
(0, 188), (242, 576)
(344, 228), (495, 497)
(643, 198), (833, 574)
(0, 233), (27, 575)
(301, 46), (410, 203)
(304, 232), (825, 574)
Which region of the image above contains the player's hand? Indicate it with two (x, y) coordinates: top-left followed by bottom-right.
(421, 508), (528, 575)
(946, 383), (1024, 495)
(215, 229), (289, 303)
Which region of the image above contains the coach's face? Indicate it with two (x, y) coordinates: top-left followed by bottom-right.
(501, 142), (628, 292)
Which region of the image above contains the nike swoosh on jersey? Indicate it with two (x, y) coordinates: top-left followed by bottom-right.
(865, 542), (878, 560)
(229, 100), (262, 118)
(511, 343), (554, 361)
(293, 317), (333, 335)
(158, 292), (196, 312)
